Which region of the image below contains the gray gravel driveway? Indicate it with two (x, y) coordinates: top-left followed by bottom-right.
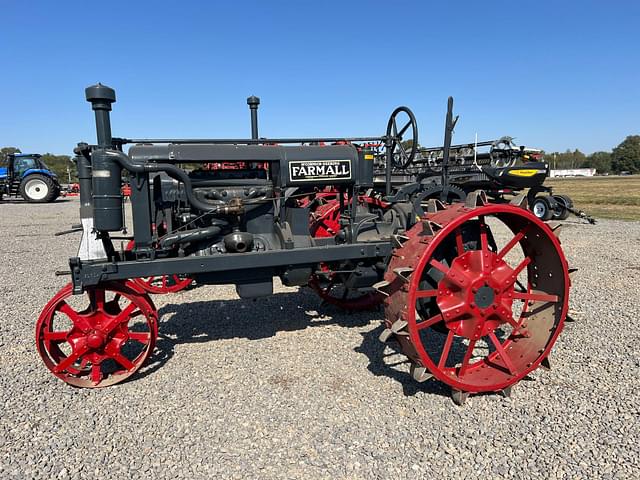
(0, 198), (638, 479)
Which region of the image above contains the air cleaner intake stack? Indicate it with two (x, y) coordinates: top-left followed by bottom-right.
(85, 83), (122, 231)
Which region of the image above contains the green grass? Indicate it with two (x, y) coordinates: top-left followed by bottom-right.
(545, 175), (640, 221)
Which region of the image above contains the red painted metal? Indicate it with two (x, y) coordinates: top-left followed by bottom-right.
(383, 202), (569, 394)
(132, 275), (194, 294)
(35, 280), (158, 388)
(307, 192), (388, 310)
(125, 241), (193, 294)
(308, 273), (383, 311)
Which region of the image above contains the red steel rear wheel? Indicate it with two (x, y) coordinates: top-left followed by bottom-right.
(36, 280), (158, 388)
(382, 198), (569, 399)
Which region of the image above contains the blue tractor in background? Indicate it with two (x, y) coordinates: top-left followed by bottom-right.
(0, 153), (61, 202)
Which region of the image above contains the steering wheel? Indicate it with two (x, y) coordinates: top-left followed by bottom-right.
(386, 106), (418, 169)
(489, 136), (517, 168)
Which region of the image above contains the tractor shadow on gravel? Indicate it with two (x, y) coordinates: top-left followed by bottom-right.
(355, 325), (451, 399)
(137, 287), (377, 381)
(135, 287), (450, 398)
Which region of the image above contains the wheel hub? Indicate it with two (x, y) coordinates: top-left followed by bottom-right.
(436, 250), (515, 339)
(86, 330), (107, 349)
(473, 285), (494, 308)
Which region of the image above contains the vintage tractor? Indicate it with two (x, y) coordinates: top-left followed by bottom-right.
(36, 84), (572, 404)
(1, 153), (61, 202)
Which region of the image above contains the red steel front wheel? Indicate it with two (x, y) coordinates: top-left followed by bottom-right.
(36, 281), (158, 388)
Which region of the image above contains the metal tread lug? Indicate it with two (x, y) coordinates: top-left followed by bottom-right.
(391, 234), (410, 248)
(410, 363), (433, 383)
(500, 385), (513, 398)
(540, 356), (551, 370)
(378, 328), (394, 343)
(390, 319), (408, 333)
(465, 190), (488, 208)
(548, 222), (562, 238)
(372, 280), (391, 296)
(421, 221), (435, 236)
(509, 193), (529, 209)
(393, 267), (414, 282)
(451, 389), (470, 406)
(426, 198), (446, 213)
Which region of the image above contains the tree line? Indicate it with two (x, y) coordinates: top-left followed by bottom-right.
(544, 135), (640, 174)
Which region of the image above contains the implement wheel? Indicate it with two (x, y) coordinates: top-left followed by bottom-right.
(382, 199), (569, 400)
(36, 281), (158, 387)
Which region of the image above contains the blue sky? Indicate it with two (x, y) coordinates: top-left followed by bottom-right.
(1, 0), (638, 155)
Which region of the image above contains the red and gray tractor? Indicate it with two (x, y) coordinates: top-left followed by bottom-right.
(36, 84), (573, 404)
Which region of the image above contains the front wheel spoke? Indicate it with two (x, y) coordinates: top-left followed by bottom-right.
(91, 364), (103, 384)
(109, 351), (136, 371)
(91, 289), (105, 309)
(488, 332), (517, 375)
(59, 302), (91, 331)
(44, 330), (70, 342)
(54, 346), (87, 373)
(128, 331), (151, 344)
(103, 301), (137, 335)
(438, 330), (455, 369)
(512, 291), (559, 303)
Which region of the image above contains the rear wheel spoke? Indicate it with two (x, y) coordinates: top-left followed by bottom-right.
(458, 339), (477, 377)
(416, 313), (444, 330)
(429, 259), (449, 275)
(455, 228), (465, 256)
(415, 289), (438, 299)
(488, 332), (517, 375)
(438, 330), (455, 369)
(512, 291), (559, 303)
(498, 226), (529, 259)
(512, 257), (532, 277)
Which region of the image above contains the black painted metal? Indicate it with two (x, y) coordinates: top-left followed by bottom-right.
(69, 83), (413, 295)
(247, 96), (260, 140)
(71, 241), (391, 289)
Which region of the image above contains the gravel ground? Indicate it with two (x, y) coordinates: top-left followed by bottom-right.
(1, 198), (639, 479)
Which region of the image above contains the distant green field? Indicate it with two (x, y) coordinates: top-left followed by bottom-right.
(545, 176), (640, 221)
